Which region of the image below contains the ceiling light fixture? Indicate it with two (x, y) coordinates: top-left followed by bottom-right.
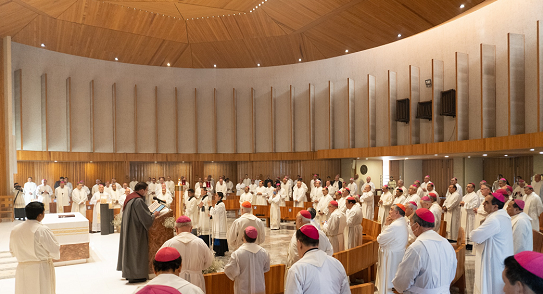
(468, 156), (471, 158)
(434, 154), (438, 156)
(167, 63), (171, 66)
(405, 158), (408, 160)
(504, 155), (508, 157)
(345, 49), (349, 53)
(483, 154), (488, 156)
(460, 4), (465, 8)
(357, 157), (360, 159)
(54, 160), (57, 162)
(257, 63), (260, 66)
(445, 155), (449, 158)
(114, 57), (118, 61)
(214, 64), (217, 68)
(530, 148), (535, 151)
(365, 158), (368, 160)
(41, 43), (45, 47)
(298, 58), (302, 62)
(397, 34), (402, 38)
(540, 152), (543, 154)
(90, 161), (93, 163)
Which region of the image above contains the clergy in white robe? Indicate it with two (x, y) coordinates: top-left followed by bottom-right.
(210, 193), (228, 256)
(424, 182), (438, 198)
(160, 216), (213, 293)
(179, 177), (190, 191)
(392, 208), (457, 294)
(225, 178), (234, 194)
(512, 180), (526, 199)
(239, 187), (253, 208)
(10, 202), (61, 294)
(268, 186), (282, 230)
(360, 185), (374, 220)
(185, 189), (199, 233)
(531, 174), (543, 197)
(235, 181), (245, 196)
(396, 180), (407, 196)
(227, 203), (266, 250)
(405, 202), (418, 246)
(90, 185), (112, 232)
(110, 185), (124, 209)
(337, 189), (349, 214)
(54, 182), (70, 213)
(345, 197), (364, 249)
(254, 181), (268, 205)
(427, 193), (442, 233)
(285, 225), (349, 294)
(292, 181), (307, 208)
(376, 204), (408, 294)
(23, 177), (37, 205)
(286, 212), (333, 270)
(148, 179), (158, 205)
(120, 183), (133, 197)
(322, 200), (346, 252)
(135, 247), (204, 294)
(224, 226), (270, 294)
(165, 177), (176, 193)
(36, 180), (54, 213)
(474, 184), (492, 230)
(420, 175), (431, 192)
(363, 177), (376, 193)
(242, 175), (252, 187)
(347, 179), (357, 196)
(71, 183), (87, 214)
(522, 185), (543, 231)
(129, 178), (138, 191)
(443, 184), (462, 240)
(460, 183), (479, 242)
(450, 177), (463, 198)
(198, 194), (212, 245)
(310, 181), (323, 209)
(281, 178), (292, 201)
(91, 179), (101, 195)
(377, 185), (394, 226)
(215, 177), (228, 197)
(316, 187), (333, 225)
(470, 193), (514, 294)
(506, 199), (533, 254)
(157, 188), (173, 208)
(392, 188), (406, 206)
(403, 185), (421, 208)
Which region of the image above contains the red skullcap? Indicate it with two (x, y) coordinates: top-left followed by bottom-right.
(346, 196), (355, 201)
(506, 186), (513, 192)
(415, 208), (435, 223)
(421, 196), (431, 202)
(300, 210), (311, 219)
(396, 204), (406, 212)
(300, 225), (319, 240)
(176, 216), (191, 223)
(519, 179), (525, 183)
(514, 251), (543, 279)
(514, 199), (525, 210)
(330, 200), (338, 207)
(155, 247), (180, 262)
(428, 192), (437, 197)
(136, 285), (181, 294)
(526, 185), (533, 189)
(245, 226), (258, 239)
(409, 201), (418, 207)
(242, 201), (251, 208)
(492, 192), (506, 203)
(344, 187), (350, 192)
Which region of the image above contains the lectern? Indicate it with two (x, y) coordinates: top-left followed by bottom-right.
(147, 210), (174, 274)
(100, 203), (114, 235)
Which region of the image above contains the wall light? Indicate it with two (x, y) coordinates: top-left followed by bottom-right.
(444, 155), (449, 158)
(483, 154), (487, 156)
(425, 79), (432, 88)
(504, 155), (508, 157)
(540, 152), (543, 155)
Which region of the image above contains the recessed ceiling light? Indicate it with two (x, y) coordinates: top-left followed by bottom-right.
(483, 154), (487, 156)
(434, 154), (438, 156)
(397, 34), (402, 38)
(211, 161), (214, 163)
(468, 156), (471, 158)
(365, 158), (368, 160)
(90, 161), (93, 163)
(504, 155), (508, 157)
(54, 160), (57, 162)
(257, 63), (260, 66)
(154, 161), (157, 163)
(445, 155), (449, 158)
(298, 58), (302, 62)
(40, 43), (45, 47)
(114, 57), (118, 61)
(357, 157), (360, 159)
(540, 152), (543, 155)
(214, 64), (217, 68)
(167, 63), (171, 66)
(345, 49), (349, 53)
(530, 148), (535, 151)
(405, 158), (408, 160)
(460, 4), (465, 8)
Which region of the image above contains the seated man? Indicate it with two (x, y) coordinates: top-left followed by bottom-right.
(134, 247), (204, 294)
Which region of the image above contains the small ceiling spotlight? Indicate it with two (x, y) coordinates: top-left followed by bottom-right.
(90, 161), (93, 163)
(167, 63), (171, 66)
(114, 57), (118, 61)
(460, 4), (465, 8)
(345, 49), (349, 53)
(365, 158), (368, 160)
(483, 154), (488, 156)
(434, 154), (438, 156)
(530, 148), (535, 151)
(257, 63), (260, 67)
(467, 156), (471, 158)
(41, 43), (45, 47)
(298, 58), (302, 62)
(214, 64), (217, 68)
(540, 152), (543, 154)
(404, 158), (408, 160)
(397, 34), (402, 38)
(54, 160), (58, 162)
(444, 155), (449, 158)
(504, 155), (508, 157)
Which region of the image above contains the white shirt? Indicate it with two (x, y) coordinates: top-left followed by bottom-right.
(287, 224), (333, 269)
(347, 182), (357, 196)
(285, 249), (350, 294)
(239, 192), (253, 205)
(23, 181), (37, 204)
(129, 181), (138, 190)
(224, 243), (270, 294)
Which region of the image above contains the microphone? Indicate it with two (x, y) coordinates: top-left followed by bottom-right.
(153, 196), (166, 204)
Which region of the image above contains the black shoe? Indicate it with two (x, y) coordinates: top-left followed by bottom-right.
(128, 278), (147, 283)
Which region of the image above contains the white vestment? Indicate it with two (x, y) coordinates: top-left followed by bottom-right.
(157, 192), (173, 208)
(160, 232), (214, 293)
(186, 196), (200, 229)
(470, 209), (514, 294)
(392, 230), (457, 294)
(377, 192), (394, 226)
(54, 187), (70, 213)
(254, 186), (268, 205)
(89, 192), (112, 231)
(345, 204), (364, 249)
(243, 178), (252, 187)
(210, 201), (227, 239)
(71, 188), (87, 214)
(392, 195), (406, 205)
(429, 203), (443, 233)
(443, 191), (461, 240)
(215, 182), (228, 196)
(460, 192), (479, 241)
(363, 182), (376, 193)
(403, 193), (421, 208)
(23, 181), (37, 204)
(236, 183), (245, 196)
(292, 186), (307, 208)
(522, 192), (543, 231)
(166, 180), (176, 193)
(286, 224), (333, 269)
(316, 194), (333, 224)
(347, 183), (357, 196)
(511, 212), (533, 254)
(35, 184), (53, 212)
(360, 191), (374, 220)
(281, 181), (292, 201)
(227, 213), (266, 250)
(10, 220), (61, 294)
(129, 181), (138, 190)
(134, 274), (204, 294)
(322, 209), (346, 252)
(198, 196), (212, 236)
(268, 193), (281, 230)
(285, 250), (350, 294)
(110, 189), (124, 208)
(474, 202), (488, 231)
(91, 184), (101, 196)
(376, 217), (408, 294)
(310, 188), (323, 210)
(224, 243), (270, 294)
(531, 180), (543, 198)
(239, 192), (253, 207)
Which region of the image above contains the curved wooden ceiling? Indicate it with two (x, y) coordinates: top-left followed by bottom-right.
(0, 0), (485, 68)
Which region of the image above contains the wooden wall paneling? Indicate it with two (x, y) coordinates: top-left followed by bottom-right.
(348, 78), (355, 148)
(112, 83), (116, 153)
(455, 54), (468, 141)
(204, 162), (237, 184)
(368, 75), (376, 147)
(0, 39), (7, 194)
(134, 85), (138, 153)
(409, 65), (420, 145)
(290, 85), (294, 152)
(270, 87), (275, 152)
(192, 161), (204, 185)
(41, 74), (48, 151)
(483, 156), (533, 185)
(251, 87), (255, 153)
(508, 33), (525, 135)
(130, 162), (192, 183)
(309, 84), (315, 151)
(194, 88), (198, 153)
(213, 88), (217, 153)
(14, 69), (22, 150)
(389, 71), (397, 146)
(328, 81), (333, 149)
(433, 59), (445, 142)
(481, 44), (497, 138)
(232, 88), (237, 153)
(67, 77), (71, 151)
(422, 159), (453, 197)
(175, 87), (178, 153)
(538, 21), (542, 132)
(389, 160), (400, 184)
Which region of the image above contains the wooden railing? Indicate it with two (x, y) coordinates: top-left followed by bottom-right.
(203, 264), (285, 294)
(534, 230), (543, 253)
(350, 283), (375, 294)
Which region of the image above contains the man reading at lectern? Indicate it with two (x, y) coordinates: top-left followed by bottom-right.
(117, 182), (160, 283)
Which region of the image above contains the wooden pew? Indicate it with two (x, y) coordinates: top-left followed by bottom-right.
(451, 227), (466, 294)
(350, 283), (375, 294)
(362, 218), (381, 242)
(333, 240), (378, 283)
(533, 229), (543, 253)
(540, 212), (543, 233)
(204, 264), (285, 294)
(439, 220), (447, 238)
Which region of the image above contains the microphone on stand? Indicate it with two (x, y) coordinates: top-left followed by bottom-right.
(153, 196), (166, 204)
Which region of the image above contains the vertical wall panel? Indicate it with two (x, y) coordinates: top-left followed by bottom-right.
(116, 83), (136, 153)
(232, 88), (236, 153)
(235, 88), (251, 153)
(157, 86), (176, 153)
(348, 78), (355, 148)
(112, 83), (117, 152)
(388, 71), (397, 146)
(67, 78), (71, 151)
(41, 74), (47, 151)
(46, 72), (66, 152)
(14, 69), (22, 150)
(328, 81), (333, 149)
(136, 85), (156, 153)
(409, 66), (420, 145)
(290, 85), (294, 152)
(367, 75), (376, 147)
(481, 44), (497, 138)
(270, 87), (275, 152)
(508, 33), (525, 135)
(177, 87), (196, 153)
(332, 80), (348, 149)
(274, 86), (290, 152)
(539, 21), (543, 132)
(69, 77), (91, 152)
(309, 84), (315, 151)
(254, 88), (272, 153)
(432, 59), (445, 142)
(216, 88), (234, 153)
(196, 88), (213, 153)
(90, 81), (95, 152)
(293, 84), (309, 152)
(455, 54), (469, 141)
(93, 80), (114, 152)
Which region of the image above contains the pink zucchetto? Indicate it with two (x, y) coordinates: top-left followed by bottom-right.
(526, 185), (533, 189)
(514, 199), (525, 210)
(421, 196), (431, 202)
(506, 185), (513, 192)
(300, 225), (319, 240)
(500, 178), (507, 182)
(300, 210), (311, 219)
(518, 179), (525, 183)
(176, 216), (191, 223)
(492, 192), (506, 203)
(415, 208), (435, 223)
(514, 251), (543, 279)
(245, 226), (258, 239)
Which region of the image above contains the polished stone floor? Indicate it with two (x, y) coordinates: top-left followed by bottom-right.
(0, 212), (475, 294)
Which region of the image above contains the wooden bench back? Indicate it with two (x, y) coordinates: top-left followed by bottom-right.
(362, 218), (381, 240)
(204, 264), (285, 294)
(333, 241), (377, 276)
(350, 283), (375, 294)
(534, 230), (543, 253)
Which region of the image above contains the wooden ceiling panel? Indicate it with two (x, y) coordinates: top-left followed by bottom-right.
(234, 10), (287, 39)
(191, 39), (255, 68)
(58, 0), (188, 43)
(392, 0), (484, 26)
(0, 2), (38, 37)
(171, 44), (194, 68)
(174, 3), (243, 19)
(186, 16), (238, 43)
(15, 0), (79, 18)
(147, 40), (190, 67)
(178, 0), (256, 12)
(106, 1), (181, 18)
